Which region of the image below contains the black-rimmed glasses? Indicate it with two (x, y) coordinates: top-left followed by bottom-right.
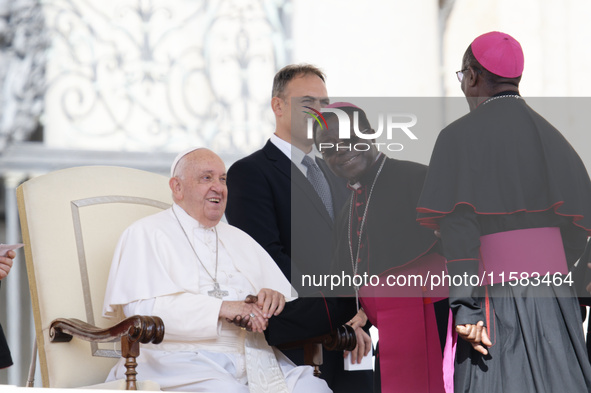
(456, 68), (469, 82)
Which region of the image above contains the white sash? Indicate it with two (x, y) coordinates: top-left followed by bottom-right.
(244, 333), (289, 393)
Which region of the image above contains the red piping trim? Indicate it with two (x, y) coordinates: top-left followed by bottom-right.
(446, 258), (480, 263)
(319, 292), (333, 331)
(416, 201), (591, 233)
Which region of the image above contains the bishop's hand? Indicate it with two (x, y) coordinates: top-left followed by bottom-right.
(256, 288), (286, 318)
(347, 308), (368, 330)
(220, 298), (268, 333)
(456, 321), (492, 355)
(344, 325), (372, 364)
(225, 295), (259, 331)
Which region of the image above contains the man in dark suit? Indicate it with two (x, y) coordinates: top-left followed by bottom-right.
(226, 64), (373, 392)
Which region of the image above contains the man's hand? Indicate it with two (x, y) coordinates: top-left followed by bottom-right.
(220, 299), (268, 333)
(344, 326), (372, 364)
(0, 250), (15, 280)
(225, 314), (253, 331)
(347, 309), (368, 330)
(224, 291), (285, 332)
(225, 295), (258, 331)
(256, 288), (285, 318)
(456, 320), (492, 355)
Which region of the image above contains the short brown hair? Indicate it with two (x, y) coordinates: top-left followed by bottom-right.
(272, 64), (326, 99)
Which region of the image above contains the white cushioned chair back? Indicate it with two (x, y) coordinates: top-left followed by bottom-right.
(17, 166), (172, 388)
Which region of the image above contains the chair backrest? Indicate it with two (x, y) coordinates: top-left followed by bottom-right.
(17, 166), (172, 388)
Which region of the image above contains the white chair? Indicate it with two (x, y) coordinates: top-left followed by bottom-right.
(17, 166), (172, 389)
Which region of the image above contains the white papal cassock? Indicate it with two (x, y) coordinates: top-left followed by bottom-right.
(103, 203), (330, 393)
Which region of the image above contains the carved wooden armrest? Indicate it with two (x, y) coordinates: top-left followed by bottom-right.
(277, 324), (356, 377)
(49, 315), (165, 390)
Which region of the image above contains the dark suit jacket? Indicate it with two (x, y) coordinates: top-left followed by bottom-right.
(226, 140), (349, 287)
(264, 296), (357, 346)
(227, 140), (372, 392)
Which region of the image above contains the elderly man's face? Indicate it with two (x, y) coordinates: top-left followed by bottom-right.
(173, 149), (227, 227)
(316, 115), (378, 184)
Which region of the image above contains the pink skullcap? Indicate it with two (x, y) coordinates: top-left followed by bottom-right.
(471, 31), (524, 78)
(325, 102), (360, 109)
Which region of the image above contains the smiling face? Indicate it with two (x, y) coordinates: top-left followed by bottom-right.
(315, 113), (378, 184)
(169, 149), (227, 227)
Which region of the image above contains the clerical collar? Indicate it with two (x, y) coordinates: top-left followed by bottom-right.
(478, 90), (521, 107)
(171, 203), (227, 299)
(172, 203), (215, 232)
(348, 153), (385, 190)
(493, 90), (521, 98)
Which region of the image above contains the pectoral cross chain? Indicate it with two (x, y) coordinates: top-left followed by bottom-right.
(208, 282), (229, 299)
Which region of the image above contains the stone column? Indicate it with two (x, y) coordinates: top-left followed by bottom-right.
(3, 172), (32, 386)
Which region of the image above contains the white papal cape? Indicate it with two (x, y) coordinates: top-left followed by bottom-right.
(102, 204), (328, 393)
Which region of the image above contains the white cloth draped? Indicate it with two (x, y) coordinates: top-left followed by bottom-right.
(102, 204), (329, 393)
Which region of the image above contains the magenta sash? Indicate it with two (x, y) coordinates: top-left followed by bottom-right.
(442, 310), (456, 393)
(442, 227), (568, 392)
(359, 253), (447, 393)
(359, 252), (449, 299)
(478, 227), (567, 285)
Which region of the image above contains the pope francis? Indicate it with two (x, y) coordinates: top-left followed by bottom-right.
(102, 147), (331, 393)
